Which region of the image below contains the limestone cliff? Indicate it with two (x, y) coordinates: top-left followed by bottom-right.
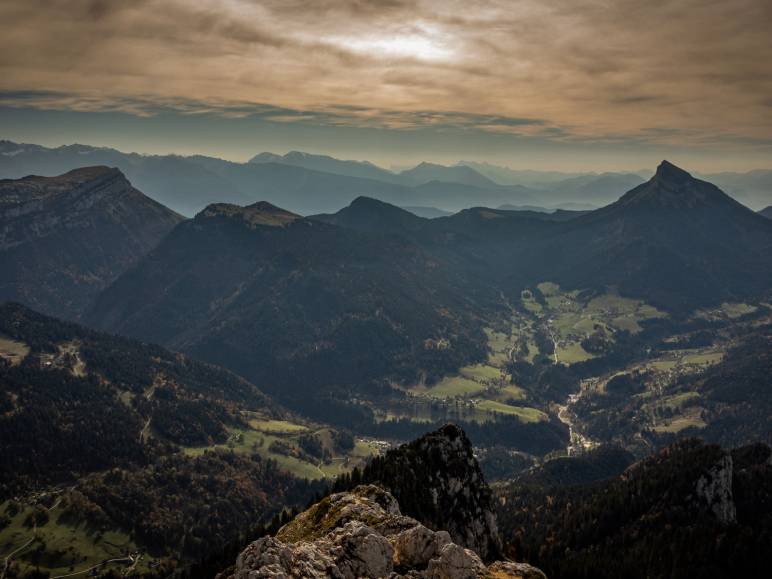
(356, 424), (503, 561)
(226, 485), (544, 579)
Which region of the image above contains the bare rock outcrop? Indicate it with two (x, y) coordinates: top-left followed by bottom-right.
(695, 453), (736, 524)
(226, 485), (545, 579)
(356, 423), (503, 561)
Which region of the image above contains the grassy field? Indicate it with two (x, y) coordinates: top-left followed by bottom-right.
(0, 334), (29, 366)
(556, 342), (595, 364)
(0, 500), (150, 577)
(681, 351), (723, 366)
(648, 359), (679, 372)
(459, 363), (508, 382)
(647, 348), (724, 374)
(248, 419), (308, 434)
(184, 428), (323, 479)
(419, 376), (487, 398)
(475, 400), (547, 423)
(695, 301), (759, 322)
(652, 407), (706, 433)
(183, 421), (376, 480)
(519, 283), (666, 368)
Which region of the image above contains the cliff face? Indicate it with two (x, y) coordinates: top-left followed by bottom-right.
(226, 425), (544, 578)
(226, 485), (544, 579)
(358, 424), (503, 562)
(695, 453), (736, 524)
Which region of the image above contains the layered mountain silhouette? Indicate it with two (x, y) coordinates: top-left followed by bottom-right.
(760, 205), (772, 219)
(10, 140), (768, 217)
(399, 161), (499, 188)
(86, 200), (486, 403)
(0, 167), (182, 319)
(314, 161), (772, 311)
(0, 141), (539, 215)
(249, 150), (404, 184)
(82, 161), (772, 411)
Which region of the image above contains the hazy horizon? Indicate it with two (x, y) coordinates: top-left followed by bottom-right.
(4, 133), (772, 177)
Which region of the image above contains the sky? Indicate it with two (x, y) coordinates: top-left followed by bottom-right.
(1, 0), (771, 172)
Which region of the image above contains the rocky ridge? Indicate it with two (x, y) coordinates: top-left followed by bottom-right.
(226, 485), (544, 579)
(356, 424), (502, 562)
(225, 425), (545, 578)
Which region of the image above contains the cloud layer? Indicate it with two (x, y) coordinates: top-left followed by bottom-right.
(1, 0), (771, 148)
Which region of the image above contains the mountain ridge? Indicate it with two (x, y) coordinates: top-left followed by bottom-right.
(0, 166), (183, 319)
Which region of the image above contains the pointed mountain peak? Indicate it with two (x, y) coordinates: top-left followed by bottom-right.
(612, 161), (743, 211)
(654, 160), (692, 183)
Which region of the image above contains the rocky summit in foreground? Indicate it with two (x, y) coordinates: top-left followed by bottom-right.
(225, 424), (545, 578)
(354, 423), (502, 562)
(226, 485), (544, 579)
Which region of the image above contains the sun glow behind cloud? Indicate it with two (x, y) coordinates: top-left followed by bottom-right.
(329, 24), (454, 62)
(0, 0), (771, 170)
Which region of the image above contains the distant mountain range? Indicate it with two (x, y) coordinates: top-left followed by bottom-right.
(3, 140), (769, 216)
(401, 205), (453, 218)
(249, 150), (404, 184)
(698, 170), (772, 210)
(760, 205), (772, 219)
(0, 166), (182, 320)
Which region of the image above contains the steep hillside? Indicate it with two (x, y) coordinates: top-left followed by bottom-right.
(0, 167), (183, 320)
(512, 445), (635, 487)
(86, 201), (487, 409)
(0, 302), (277, 495)
(501, 161), (772, 311)
(0, 303), (326, 576)
(497, 439), (772, 579)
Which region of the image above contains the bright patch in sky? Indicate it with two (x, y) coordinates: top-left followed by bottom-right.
(331, 25), (452, 61)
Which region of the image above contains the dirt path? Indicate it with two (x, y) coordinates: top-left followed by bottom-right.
(139, 416), (152, 443)
(1, 535), (36, 579)
(51, 557), (134, 579)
